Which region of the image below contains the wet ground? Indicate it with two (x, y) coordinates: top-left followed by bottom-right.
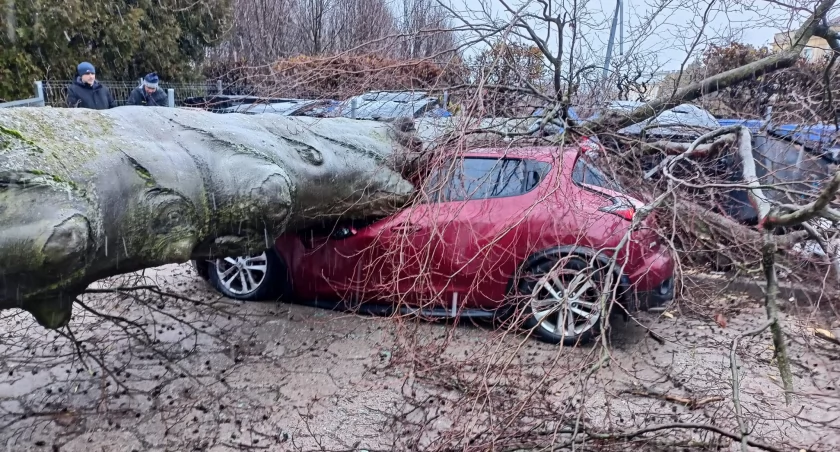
(1, 264), (839, 451)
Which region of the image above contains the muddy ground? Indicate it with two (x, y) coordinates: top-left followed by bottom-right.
(1, 264), (839, 451)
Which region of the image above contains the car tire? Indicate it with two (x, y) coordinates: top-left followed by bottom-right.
(205, 249), (289, 302)
(514, 254), (611, 346)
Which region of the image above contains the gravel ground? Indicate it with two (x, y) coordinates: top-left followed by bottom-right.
(1, 264), (839, 451)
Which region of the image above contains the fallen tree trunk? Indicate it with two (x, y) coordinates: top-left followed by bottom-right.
(0, 106), (418, 328)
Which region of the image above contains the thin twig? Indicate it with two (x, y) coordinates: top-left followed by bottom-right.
(730, 319), (774, 452)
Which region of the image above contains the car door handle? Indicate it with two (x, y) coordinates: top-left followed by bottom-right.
(391, 223), (422, 233)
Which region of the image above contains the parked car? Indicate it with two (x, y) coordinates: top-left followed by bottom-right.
(182, 95), (339, 117)
(193, 146), (675, 345)
(182, 95), (287, 112)
(586, 101), (720, 140)
(711, 119), (836, 223)
(217, 99), (339, 117)
(331, 91), (449, 120)
(581, 105), (833, 225)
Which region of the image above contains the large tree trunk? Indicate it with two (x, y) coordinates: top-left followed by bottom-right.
(0, 106), (417, 328)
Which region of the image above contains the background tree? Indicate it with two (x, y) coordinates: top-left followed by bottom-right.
(679, 41), (840, 123)
(465, 40), (548, 117)
(205, 0), (297, 65)
(394, 0), (457, 59)
(0, 0), (231, 101)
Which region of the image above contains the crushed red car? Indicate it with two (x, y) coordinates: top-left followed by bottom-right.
(193, 146), (675, 345)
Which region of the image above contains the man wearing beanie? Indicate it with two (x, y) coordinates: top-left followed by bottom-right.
(66, 62), (117, 110)
(127, 72), (168, 107)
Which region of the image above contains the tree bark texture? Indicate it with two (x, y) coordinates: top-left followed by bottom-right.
(0, 106), (416, 328)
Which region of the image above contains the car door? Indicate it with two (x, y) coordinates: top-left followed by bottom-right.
(371, 156), (548, 310)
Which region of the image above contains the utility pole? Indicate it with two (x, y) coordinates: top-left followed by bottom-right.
(619, 0), (624, 56)
(602, 0), (623, 78)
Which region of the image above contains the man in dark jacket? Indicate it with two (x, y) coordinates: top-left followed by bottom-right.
(66, 62), (117, 110)
(126, 72), (168, 107)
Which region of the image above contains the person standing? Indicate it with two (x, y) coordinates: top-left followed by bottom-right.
(126, 72), (168, 107)
(66, 62), (117, 110)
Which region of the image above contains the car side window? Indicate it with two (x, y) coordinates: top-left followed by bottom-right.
(572, 157), (624, 193)
(424, 157), (550, 202)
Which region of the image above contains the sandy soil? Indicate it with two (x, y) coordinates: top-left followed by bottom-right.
(1, 264), (839, 451)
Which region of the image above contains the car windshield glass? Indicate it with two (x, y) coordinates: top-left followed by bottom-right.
(572, 157), (624, 193)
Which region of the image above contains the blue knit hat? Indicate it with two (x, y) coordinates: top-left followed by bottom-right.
(77, 62), (95, 76)
(143, 72), (159, 89)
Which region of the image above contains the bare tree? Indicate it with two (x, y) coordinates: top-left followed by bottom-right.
(394, 0), (457, 59)
(208, 0), (297, 64)
(294, 0), (334, 55)
(329, 0), (397, 54)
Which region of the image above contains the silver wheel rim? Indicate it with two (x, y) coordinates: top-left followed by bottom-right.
(529, 264), (601, 337)
(214, 252), (268, 296)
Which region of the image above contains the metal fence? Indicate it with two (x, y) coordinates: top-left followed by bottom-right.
(0, 79), (225, 108)
(43, 79), (221, 107)
(0, 82), (46, 108)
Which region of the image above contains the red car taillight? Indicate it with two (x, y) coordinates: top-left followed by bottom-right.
(580, 136), (603, 156)
(598, 196), (636, 221)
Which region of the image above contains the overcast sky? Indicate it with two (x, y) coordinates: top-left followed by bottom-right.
(451, 0), (837, 72)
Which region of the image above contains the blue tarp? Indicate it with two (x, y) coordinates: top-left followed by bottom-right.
(771, 123), (838, 145)
(716, 119), (766, 134)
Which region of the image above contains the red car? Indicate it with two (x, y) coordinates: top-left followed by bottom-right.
(194, 146), (674, 345)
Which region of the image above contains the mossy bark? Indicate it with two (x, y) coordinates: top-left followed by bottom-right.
(0, 106), (417, 328)
(761, 237), (794, 404)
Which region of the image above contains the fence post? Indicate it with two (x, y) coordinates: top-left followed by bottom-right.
(216, 80), (223, 95)
(167, 88), (175, 108)
(34, 81), (45, 107)
(351, 98), (358, 119)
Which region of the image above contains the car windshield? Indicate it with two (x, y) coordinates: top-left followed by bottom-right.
(572, 157), (625, 193)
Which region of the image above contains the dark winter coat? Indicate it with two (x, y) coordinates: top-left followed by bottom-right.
(66, 77), (117, 110)
(126, 86), (168, 107)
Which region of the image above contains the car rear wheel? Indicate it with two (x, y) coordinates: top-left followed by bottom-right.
(517, 255), (609, 346)
(205, 250), (288, 301)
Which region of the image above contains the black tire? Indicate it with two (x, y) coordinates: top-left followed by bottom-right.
(191, 258), (210, 280)
(205, 249), (289, 302)
(514, 254), (610, 346)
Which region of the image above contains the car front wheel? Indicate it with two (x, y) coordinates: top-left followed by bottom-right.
(205, 250), (288, 301)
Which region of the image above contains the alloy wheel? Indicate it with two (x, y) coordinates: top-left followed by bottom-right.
(528, 264), (602, 338)
(213, 252), (268, 296)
